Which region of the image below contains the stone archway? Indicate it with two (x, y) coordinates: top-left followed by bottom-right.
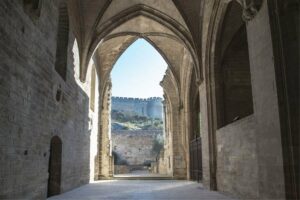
(88, 4), (198, 179)
(47, 136), (62, 197)
(204, 0), (255, 191)
(189, 92), (202, 182)
(77, 3), (200, 83)
(213, 2), (253, 129)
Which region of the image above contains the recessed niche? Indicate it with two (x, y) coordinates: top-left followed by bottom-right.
(23, 0), (42, 20)
(56, 88), (62, 102)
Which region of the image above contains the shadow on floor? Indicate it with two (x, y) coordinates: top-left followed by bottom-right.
(48, 180), (235, 200)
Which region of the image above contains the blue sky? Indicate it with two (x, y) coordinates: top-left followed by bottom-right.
(111, 39), (167, 98)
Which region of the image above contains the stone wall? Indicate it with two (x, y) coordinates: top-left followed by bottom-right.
(0, 1), (98, 198)
(114, 165), (130, 174)
(112, 96), (163, 119)
(216, 115), (258, 198)
(200, 0), (286, 199)
(1, 1), (296, 199)
(112, 130), (162, 165)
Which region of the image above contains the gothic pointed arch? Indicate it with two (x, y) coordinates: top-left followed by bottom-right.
(79, 4), (199, 82)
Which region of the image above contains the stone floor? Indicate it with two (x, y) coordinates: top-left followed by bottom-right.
(48, 180), (234, 200)
(114, 170), (171, 178)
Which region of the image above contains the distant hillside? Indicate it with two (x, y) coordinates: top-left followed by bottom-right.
(111, 109), (163, 131)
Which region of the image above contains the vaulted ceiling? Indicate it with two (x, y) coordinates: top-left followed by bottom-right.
(67, 0), (204, 82)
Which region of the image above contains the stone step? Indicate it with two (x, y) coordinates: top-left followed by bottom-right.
(112, 176), (173, 180)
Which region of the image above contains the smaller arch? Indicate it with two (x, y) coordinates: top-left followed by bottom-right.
(97, 36), (139, 102)
(100, 34), (181, 87)
(47, 136), (62, 197)
(213, 1), (254, 128)
(97, 36), (181, 104)
(204, 0), (255, 190)
(161, 69), (180, 109)
(189, 91), (203, 182)
(143, 36), (180, 89)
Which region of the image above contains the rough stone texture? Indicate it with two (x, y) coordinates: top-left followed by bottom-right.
(114, 165), (131, 174)
(112, 130), (162, 165)
(160, 100), (174, 177)
(268, 1), (300, 198)
(88, 65), (100, 182)
(1, 0), (298, 199)
(246, 1), (285, 198)
(216, 115), (258, 198)
(0, 1), (99, 199)
(199, 0), (287, 199)
(99, 80), (113, 179)
(100, 0), (188, 30)
(199, 82), (210, 188)
(161, 69), (187, 179)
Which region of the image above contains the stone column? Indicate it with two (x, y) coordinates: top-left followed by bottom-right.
(246, 1), (285, 198)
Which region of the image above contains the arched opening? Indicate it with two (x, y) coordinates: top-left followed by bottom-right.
(160, 69), (179, 178)
(47, 136), (62, 197)
(109, 38), (167, 176)
(205, 0), (257, 192)
(88, 3), (198, 181)
(215, 1), (254, 128)
(189, 91), (202, 182)
(80, 4), (199, 83)
(54, 3), (69, 81)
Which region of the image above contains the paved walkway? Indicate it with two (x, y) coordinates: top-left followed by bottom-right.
(48, 180), (234, 200)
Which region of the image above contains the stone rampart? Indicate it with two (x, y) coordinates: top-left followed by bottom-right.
(111, 97), (163, 119)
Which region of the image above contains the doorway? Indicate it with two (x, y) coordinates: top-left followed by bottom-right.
(47, 136), (62, 197)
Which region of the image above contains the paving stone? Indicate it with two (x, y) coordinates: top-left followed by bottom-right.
(48, 180), (235, 200)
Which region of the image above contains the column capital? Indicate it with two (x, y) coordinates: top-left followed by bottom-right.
(196, 79), (201, 87)
(239, 0), (263, 21)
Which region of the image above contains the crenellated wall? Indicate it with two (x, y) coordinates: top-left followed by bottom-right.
(111, 97), (163, 119)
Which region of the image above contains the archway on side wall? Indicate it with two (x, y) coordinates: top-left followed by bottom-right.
(160, 68), (182, 179)
(189, 94), (202, 182)
(214, 1), (254, 129)
(188, 70), (202, 182)
(47, 136), (62, 197)
(206, 0), (255, 191)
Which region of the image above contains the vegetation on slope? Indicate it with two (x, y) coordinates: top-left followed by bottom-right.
(111, 109), (163, 130)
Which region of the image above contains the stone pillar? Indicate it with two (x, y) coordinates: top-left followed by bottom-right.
(99, 79), (113, 179)
(172, 104), (186, 179)
(161, 69), (187, 179)
(246, 1), (285, 198)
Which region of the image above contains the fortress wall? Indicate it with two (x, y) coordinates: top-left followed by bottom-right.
(112, 97), (163, 119)
(147, 100), (163, 119)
